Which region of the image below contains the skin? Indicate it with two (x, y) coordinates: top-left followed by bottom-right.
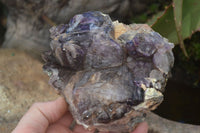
(12, 97), (148, 133)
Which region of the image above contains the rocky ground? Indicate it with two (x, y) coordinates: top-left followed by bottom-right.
(0, 49), (58, 133)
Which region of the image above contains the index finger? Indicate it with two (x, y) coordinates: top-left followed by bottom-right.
(12, 97), (67, 133)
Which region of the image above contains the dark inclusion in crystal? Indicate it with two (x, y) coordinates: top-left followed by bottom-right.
(43, 11), (174, 132)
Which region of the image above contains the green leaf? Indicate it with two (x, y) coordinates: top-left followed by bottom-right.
(173, 0), (182, 30)
(147, 11), (165, 26)
(149, 5), (178, 43)
(148, 0), (200, 53)
(182, 0), (200, 39)
(173, 0), (188, 57)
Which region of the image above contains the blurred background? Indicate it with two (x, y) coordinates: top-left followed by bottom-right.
(0, 0), (199, 132)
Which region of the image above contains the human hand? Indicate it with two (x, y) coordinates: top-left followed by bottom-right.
(12, 97), (148, 133)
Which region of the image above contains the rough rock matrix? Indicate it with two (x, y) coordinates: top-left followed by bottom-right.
(43, 11), (174, 132)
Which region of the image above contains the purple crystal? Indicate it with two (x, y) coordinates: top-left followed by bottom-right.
(43, 11), (174, 132)
(67, 11), (112, 33)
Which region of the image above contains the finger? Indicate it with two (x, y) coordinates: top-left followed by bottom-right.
(55, 111), (95, 133)
(46, 122), (73, 133)
(46, 110), (74, 133)
(99, 131), (109, 133)
(132, 122), (148, 133)
(12, 97), (67, 133)
(54, 111), (74, 127)
(73, 124), (95, 133)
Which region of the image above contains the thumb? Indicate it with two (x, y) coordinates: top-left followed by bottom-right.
(132, 122), (148, 133)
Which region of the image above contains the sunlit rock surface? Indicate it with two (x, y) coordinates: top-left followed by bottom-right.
(43, 11), (174, 132)
(0, 49), (58, 133)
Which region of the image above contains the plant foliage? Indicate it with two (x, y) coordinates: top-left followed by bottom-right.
(148, 0), (200, 57)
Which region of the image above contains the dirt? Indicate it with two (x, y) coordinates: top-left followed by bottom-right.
(0, 49), (58, 133)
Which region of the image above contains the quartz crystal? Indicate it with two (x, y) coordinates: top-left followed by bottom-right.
(43, 11), (174, 133)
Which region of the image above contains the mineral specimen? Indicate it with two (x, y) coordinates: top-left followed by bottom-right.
(43, 11), (174, 133)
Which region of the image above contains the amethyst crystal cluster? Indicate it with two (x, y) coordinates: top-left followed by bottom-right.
(43, 11), (174, 132)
